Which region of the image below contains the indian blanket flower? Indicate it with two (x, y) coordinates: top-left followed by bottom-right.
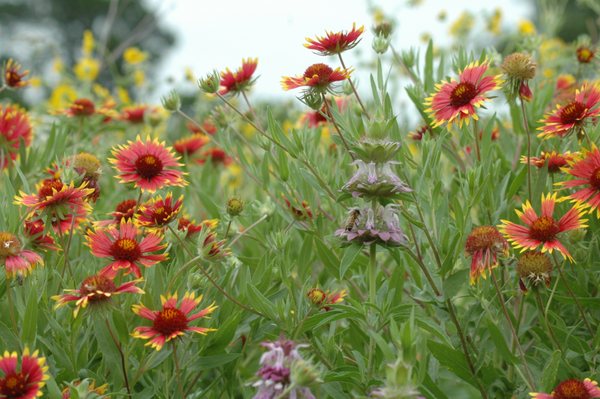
(0, 232), (43, 278)
(0, 348), (49, 399)
(87, 220), (167, 278)
(538, 84), (600, 139)
(501, 52), (536, 101)
(281, 63), (350, 92)
(521, 151), (576, 174)
(499, 193), (587, 261)
(24, 219), (58, 251)
(424, 60), (502, 128)
(283, 197), (313, 221)
(304, 23), (364, 55)
(576, 46), (596, 64)
(131, 292), (217, 351)
(14, 179), (93, 234)
(0, 104), (33, 169)
(307, 288), (347, 311)
(558, 146), (600, 217)
(517, 251), (552, 292)
(110, 136), (186, 192)
(198, 148), (232, 166)
(121, 105), (148, 123)
(465, 226), (509, 284)
(173, 134), (209, 156)
(53, 275), (143, 317)
(342, 160), (412, 198)
(95, 199), (139, 227)
(65, 98), (96, 117)
(219, 58), (258, 95)
(3, 59), (29, 88)
(137, 193), (183, 231)
(336, 204), (408, 247)
(530, 378), (600, 399)
(253, 338), (316, 399)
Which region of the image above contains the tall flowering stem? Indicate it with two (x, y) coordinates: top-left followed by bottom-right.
(172, 342), (184, 398)
(104, 318), (132, 397)
(490, 270), (535, 390)
(337, 53), (370, 119)
(521, 98), (533, 200)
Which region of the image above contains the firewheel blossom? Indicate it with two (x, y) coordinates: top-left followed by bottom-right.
(530, 377), (600, 398)
(219, 58), (258, 95)
(110, 136), (186, 192)
(53, 274), (144, 317)
(0, 104), (33, 169)
(132, 292), (217, 351)
(304, 23), (364, 56)
(281, 63), (350, 92)
(0, 348), (49, 399)
(3, 58), (29, 88)
(87, 220), (167, 278)
(137, 193), (183, 231)
(521, 150), (576, 174)
(253, 338), (316, 399)
(424, 60), (502, 128)
(558, 146), (600, 217)
(538, 83), (600, 139)
(465, 226), (509, 284)
(0, 232), (43, 278)
(499, 193), (587, 261)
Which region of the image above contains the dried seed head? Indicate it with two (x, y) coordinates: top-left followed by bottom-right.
(501, 52), (536, 81)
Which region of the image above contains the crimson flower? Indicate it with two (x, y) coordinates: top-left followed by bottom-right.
(281, 63), (349, 92)
(3, 59), (29, 88)
(137, 193), (183, 231)
(521, 151), (576, 174)
(530, 378), (600, 399)
(304, 23), (364, 56)
(0, 348), (49, 399)
(0, 104), (33, 169)
(0, 232), (43, 278)
(219, 58), (258, 95)
(558, 146), (600, 217)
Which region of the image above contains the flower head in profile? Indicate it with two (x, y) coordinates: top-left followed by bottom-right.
(307, 288), (347, 311)
(64, 98), (96, 117)
(132, 292), (217, 351)
(197, 148), (232, 166)
(556, 146), (600, 217)
(14, 179), (93, 234)
(0, 348), (49, 399)
(110, 136), (186, 192)
(219, 58), (258, 95)
(465, 226), (509, 284)
(53, 275), (143, 317)
(304, 23), (364, 56)
(281, 63), (350, 92)
(425, 60), (502, 128)
(530, 377), (600, 399)
(0, 104), (33, 169)
(120, 105), (148, 124)
(0, 232), (43, 279)
(87, 220), (167, 278)
(499, 193), (587, 261)
(137, 193), (183, 231)
(3, 59), (29, 88)
(521, 151), (576, 174)
(501, 52), (536, 101)
(173, 134), (209, 156)
(538, 84), (600, 139)
(24, 219), (58, 251)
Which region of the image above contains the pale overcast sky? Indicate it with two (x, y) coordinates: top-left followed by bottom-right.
(149, 0), (532, 99)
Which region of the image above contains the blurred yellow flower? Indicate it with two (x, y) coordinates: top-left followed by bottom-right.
(373, 7), (385, 25)
(93, 84), (111, 100)
(539, 38), (565, 63)
(242, 122), (255, 138)
(449, 11), (474, 37)
(133, 69), (146, 87)
(487, 8), (502, 35)
(28, 76), (42, 87)
(117, 87), (131, 104)
(74, 57), (100, 81)
(518, 19), (536, 36)
(49, 83), (77, 110)
(82, 30), (95, 56)
(123, 47), (148, 65)
(543, 68), (555, 78)
(185, 67), (197, 82)
(420, 32), (431, 43)
(222, 164), (243, 190)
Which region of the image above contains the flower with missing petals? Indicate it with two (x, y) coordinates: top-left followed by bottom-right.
(132, 292), (217, 351)
(465, 226), (509, 284)
(281, 63), (350, 92)
(521, 151), (576, 174)
(3, 59), (29, 88)
(0, 232), (43, 278)
(219, 58), (258, 95)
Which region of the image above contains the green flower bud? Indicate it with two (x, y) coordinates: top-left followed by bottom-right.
(227, 197), (244, 216)
(161, 90), (181, 112)
(198, 70), (221, 94)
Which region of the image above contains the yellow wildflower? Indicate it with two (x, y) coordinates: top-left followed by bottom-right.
(487, 8), (502, 35)
(74, 57), (100, 81)
(449, 11), (474, 37)
(123, 47), (148, 65)
(82, 30), (95, 56)
(49, 83), (77, 110)
(518, 19), (536, 36)
(133, 69), (145, 87)
(52, 57), (64, 73)
(117, 87), (131, 104)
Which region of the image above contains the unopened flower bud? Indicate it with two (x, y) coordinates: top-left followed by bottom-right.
(401, 49), (416, 69)
(307, 288), (326, 306)
(302, 91), (323, 111)
(73, 153), (101, 177)
(373, 21), (393, 38)
(161, 90), (181, 112)
(198, 70), (221, 94)
(372, 35), (390, 54)
(226, 197), (244, 216)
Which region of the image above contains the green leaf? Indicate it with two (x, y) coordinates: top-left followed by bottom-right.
(541, 350), (561, 392)
(427, 340), (476, 387)
(246, 284), (278, 321)
(424, 39), (434, 93)
(339, 244), (362, 280)
(21, 286), (39, 346)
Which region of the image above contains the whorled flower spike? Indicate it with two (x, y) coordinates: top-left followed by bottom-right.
(336, 204), (408, 247)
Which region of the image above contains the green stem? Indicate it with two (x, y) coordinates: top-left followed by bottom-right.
(6, 279), (17, 332)
(369, 243), (377, 305)
(172, 342), (185, 399)
(337, 53), (370, 119)
(533, 288), (563, 353)
(520, 98), (533, 201)
(490, 271), (535, 390)
(229, 214), (268, 246)
(321, 95), (355, 160)
(472, 119), (481, 162)
(104, 318), (132, 397)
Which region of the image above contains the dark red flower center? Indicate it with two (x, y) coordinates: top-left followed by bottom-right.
(303, 63), (333, 85)
(529, 216), (560, 242)
(114, 199), (137, 221)
(589, 167), (600, 190)
(38, 179), (64, 199)
(110, 238), (141, 262)
(560, 101), (586, 125)
(547, 155), (568, 173)
(450, 82), (477, 107)
(152, 307), (188, 336)
(0, 372), (29, 397)
(5, 70), (23, 88)
(576, 47), (595, 64)
(79, 275), (116, 302)
(553, 379), (591, 399)
(135, 155), (163, 180)
(150, 205), (173, 225)
(465, 226), (507, 254)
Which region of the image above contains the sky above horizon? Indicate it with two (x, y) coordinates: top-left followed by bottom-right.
(148, 0), (532, 100)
